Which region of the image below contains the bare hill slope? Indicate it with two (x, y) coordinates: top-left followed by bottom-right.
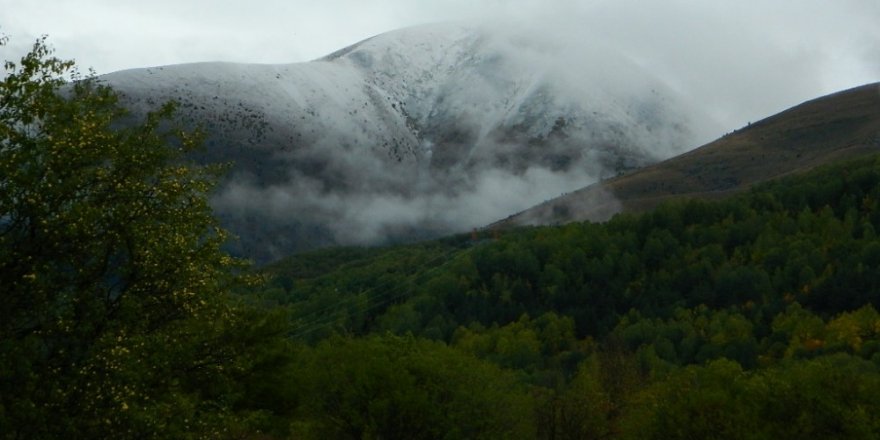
(500, 82), (880, 226)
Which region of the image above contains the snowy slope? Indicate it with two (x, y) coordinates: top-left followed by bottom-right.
(100, 23), (702, 262)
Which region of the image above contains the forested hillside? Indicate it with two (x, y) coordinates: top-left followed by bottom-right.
(254, 152), (880, 438)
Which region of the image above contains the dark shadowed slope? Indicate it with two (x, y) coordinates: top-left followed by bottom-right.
(500, 82), (880, 227)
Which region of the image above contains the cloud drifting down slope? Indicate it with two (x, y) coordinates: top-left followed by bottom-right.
(89, 14), (872, 259)
(97, 23), (710, 261)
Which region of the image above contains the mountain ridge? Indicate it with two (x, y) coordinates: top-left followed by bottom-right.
(497, 82), (880, 227)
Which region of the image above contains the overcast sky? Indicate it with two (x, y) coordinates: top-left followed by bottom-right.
(1, 0), (878, 130)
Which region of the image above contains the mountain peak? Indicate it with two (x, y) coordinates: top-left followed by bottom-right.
(99, 24), (702, 262)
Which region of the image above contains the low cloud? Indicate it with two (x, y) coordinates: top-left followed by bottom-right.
(214, 162), (601, 248)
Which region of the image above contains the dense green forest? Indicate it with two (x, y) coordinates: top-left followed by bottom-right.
(252, 152), (880, 438)
(5, 35), (880, 439)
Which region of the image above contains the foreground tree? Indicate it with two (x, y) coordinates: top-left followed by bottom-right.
(0, 35), (288, 438)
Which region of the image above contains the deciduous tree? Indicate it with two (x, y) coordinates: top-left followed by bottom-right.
(0, 35), (276, 439)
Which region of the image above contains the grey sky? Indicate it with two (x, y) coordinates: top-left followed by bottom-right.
(1, 0), (878, 131)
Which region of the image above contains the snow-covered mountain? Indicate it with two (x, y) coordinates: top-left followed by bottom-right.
(100, 23), (703, 262)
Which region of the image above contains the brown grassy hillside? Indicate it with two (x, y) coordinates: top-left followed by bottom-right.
(499, 82), (880, 226)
